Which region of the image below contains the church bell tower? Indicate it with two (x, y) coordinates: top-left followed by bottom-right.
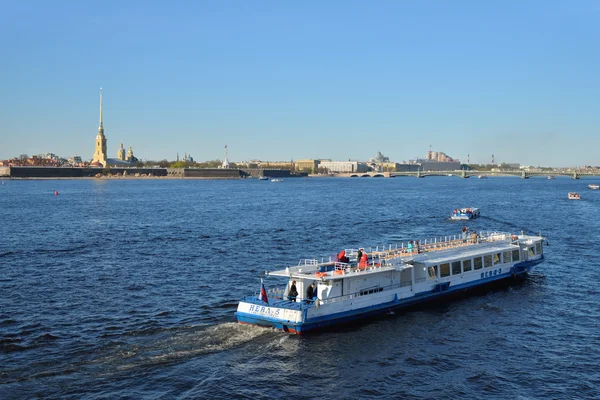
(92, 88), (108, 166)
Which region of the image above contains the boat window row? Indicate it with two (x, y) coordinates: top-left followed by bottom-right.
(429, 248), (522, 279)
(359, 287), (384, 296)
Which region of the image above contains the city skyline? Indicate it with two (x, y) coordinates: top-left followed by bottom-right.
(1, 1), (599, 167)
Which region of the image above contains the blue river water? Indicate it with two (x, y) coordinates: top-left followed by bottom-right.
(1, 176), (599, 399)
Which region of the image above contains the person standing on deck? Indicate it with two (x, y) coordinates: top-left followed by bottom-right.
(288, 281), (298, 302)
(407, 241), (413, 254)
(306, 282), (316, 303)
(359, 253), (368, 268)
(356, 248), (364, 265)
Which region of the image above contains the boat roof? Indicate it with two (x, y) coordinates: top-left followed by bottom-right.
(408, 240), (516, 265)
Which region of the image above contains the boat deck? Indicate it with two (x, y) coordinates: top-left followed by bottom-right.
(268, 231), (518, 280)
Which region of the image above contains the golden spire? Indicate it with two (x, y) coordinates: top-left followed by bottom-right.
(100, 88), (103, 125)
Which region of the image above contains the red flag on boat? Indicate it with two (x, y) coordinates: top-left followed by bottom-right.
(259, 278), (269, 304)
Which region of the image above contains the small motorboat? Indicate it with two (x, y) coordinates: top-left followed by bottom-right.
(258, 176), (269, 180)
(547, 176), (555, 180)
(478, 175), (487, 179)
(271, 178), (283, 182)
(451, 207), (480, 220)
(568, 192), (581, 200)
(588, 184), (599, 190)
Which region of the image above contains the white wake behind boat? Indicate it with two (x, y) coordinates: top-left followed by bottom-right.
(236, 231), (546, 334)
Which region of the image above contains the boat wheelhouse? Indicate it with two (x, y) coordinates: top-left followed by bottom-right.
(451, 207), (480, 220)
(236, 231), (546, 334)
(568, 192), (581, 200)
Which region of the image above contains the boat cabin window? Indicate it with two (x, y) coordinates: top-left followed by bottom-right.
(493, 253), (501, 265)
(452, 261), (461, 275)
(528, 247), (535, 257)
(428, 265), (438, 279)
(484, 255), (493, 268)
(535, 242), (542, 254)
(503, 251), (511, 263)
(512, 249), (520, 261)
(473, 257), (483, 270)
(440, 263), (450, 278)
(463, 259), (472, 272)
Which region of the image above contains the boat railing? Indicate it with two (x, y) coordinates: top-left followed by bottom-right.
(298, 259), (319, 267)
(370, 231), (513, 261)
(319, 280), (413, 306)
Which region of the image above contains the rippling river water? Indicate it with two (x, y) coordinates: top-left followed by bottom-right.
(1, 177), (599, 399)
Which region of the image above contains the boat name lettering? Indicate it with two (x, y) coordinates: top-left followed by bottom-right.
(248, 304), (281, 317)
(481, 269), (502, 279)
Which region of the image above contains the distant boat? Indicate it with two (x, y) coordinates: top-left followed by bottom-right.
(258, 176), (269, 180)
(451, 207), (480, 220)
(568, 192), (581, 200)
(478, 175), (487, 179)
(547, 176), (555, 180)
(271, 178), (283, 183)
(589, 184), (599, 190)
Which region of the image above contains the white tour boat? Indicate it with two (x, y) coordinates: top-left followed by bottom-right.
(451, 207), (480, 220)
(271, 178), (283, 182)
(236, 231), (546, 334)
(588, 184), (599, 190)
(258, 176), (269, 180)
(568, 192), (581, 200)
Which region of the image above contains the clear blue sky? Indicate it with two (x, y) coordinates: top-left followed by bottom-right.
(1, 1), (598, 166)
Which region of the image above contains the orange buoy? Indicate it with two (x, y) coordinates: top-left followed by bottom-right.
(54, 190), (59, 195)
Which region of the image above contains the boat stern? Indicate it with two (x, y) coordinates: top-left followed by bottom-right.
(235, 298), (306, 334)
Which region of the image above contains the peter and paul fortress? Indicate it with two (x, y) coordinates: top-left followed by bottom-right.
(92, 88), (107, 166)
(91, 88), (137, 166)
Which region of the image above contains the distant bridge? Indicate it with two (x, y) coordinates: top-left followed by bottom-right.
(335, 170), (600, 179)
(335, 172), (391, 178)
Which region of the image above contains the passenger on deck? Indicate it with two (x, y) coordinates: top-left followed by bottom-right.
(470, 230), (478, 244)
(338, 250), (349, 264)
(407, 241), (413, 254)
(356, 248), (364, 265)
(462, 226), (469, 242)
(414, 240), (420, 253)
(288, 280), (298, 302)
(306, 282), (316, 302)
(359, 253), (368, 268)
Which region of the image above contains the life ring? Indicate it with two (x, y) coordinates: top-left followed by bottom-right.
(334, 269), (344, 275)
(315, 272), (327, 277)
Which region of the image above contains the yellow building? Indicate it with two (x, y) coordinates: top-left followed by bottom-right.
(92, 88), (107, 166)
(295, 159), (319, 173)
(260, 161), (294, 170)
(117, 142), (126, 161)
